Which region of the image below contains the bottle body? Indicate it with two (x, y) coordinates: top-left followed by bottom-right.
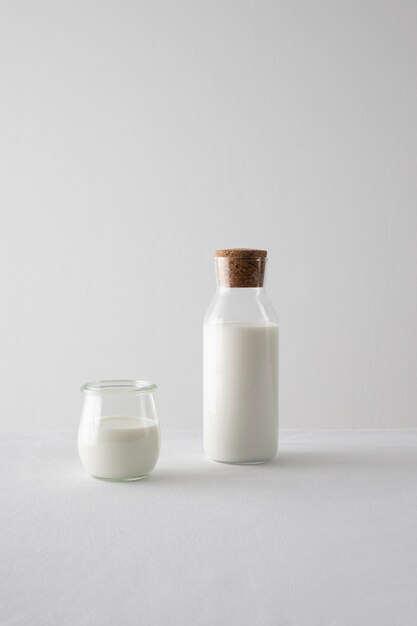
(203, 250), (279, 463)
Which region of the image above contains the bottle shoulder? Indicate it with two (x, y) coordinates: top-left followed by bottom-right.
(204, 288), (278, 325)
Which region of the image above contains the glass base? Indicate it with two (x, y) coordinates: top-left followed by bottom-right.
(91, 474), (149, 482)
(211, 458), (271, 465)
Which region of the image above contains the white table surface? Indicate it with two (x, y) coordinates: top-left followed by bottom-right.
(1, 430), (416, 626)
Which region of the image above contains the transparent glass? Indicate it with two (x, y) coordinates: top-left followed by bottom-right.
(204, 260), (279, 464)
(78, 380), (160, 481)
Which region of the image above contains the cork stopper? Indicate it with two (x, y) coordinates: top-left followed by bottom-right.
(215, 249), (267, 288)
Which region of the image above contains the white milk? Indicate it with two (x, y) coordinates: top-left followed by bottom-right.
(204, 322), (278, 463)
(78, 416), (160, 480)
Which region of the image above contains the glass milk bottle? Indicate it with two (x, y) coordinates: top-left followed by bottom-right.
(204, 249), (279, 463)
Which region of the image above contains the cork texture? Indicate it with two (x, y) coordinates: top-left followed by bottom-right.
(215, 249), (267, 288)
(215, 249), (267, 259)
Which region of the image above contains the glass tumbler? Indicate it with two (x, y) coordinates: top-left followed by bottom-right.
(78, 380), (160, 481)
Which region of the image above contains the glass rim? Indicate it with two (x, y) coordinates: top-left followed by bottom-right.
(81, 380), (157, 395)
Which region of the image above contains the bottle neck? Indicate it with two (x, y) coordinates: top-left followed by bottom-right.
(205, 285), (277, 325)
(217, 286), (265, 294)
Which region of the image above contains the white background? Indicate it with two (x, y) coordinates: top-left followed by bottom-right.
(3, 430), (417, 625)
(1, 0), (416, 432)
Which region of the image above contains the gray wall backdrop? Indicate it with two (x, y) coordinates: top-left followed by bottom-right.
(1, 0), (416, 431)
